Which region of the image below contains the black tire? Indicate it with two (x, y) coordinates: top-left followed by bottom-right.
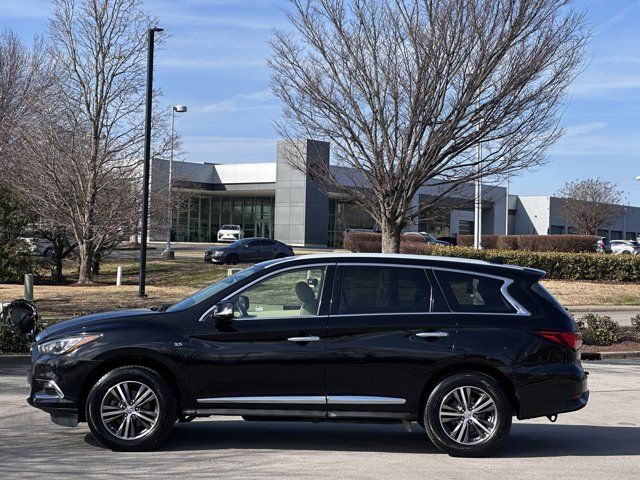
(226, 254), (239, 265)
(423, 372), (512, 457)
(86, 366), (176, 451)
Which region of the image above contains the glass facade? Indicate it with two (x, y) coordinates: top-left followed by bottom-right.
(328, 198), (377, 247)
(418, 208), (452, 237)
(173, 194), (275, 243)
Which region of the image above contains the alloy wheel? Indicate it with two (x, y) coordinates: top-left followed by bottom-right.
(438, 386), (498, 445)
(100, 381), (160, 441)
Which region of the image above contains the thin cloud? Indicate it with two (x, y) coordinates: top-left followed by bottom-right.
(157, 57), (265, 70)
(182, 136), (277, 163)
(565, 122), (608, 136)
(200, 90), (277, 113)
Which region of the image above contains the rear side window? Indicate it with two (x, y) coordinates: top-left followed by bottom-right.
(435, 270), (515, 314)
(338, 266), (435, 314)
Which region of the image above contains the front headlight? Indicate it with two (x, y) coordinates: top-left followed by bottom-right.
(214, 250), (224, 255)
(38, 334), (101, 355)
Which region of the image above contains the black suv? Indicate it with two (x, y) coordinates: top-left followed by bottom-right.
(26, 254), (588, 456)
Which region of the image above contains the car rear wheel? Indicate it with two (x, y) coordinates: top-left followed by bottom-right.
(86, 366), (176, 451)
(423, 372), (512, 457)
(226, 254), (239, 265)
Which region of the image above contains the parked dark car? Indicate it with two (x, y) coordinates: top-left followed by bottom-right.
(204, 237), (294, 264)
(402, 231), (452, 246)
(25, 254), (588, 456)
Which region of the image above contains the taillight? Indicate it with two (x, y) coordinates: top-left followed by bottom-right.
(536, 330), (582, 350)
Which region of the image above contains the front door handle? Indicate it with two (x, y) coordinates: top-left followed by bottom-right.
(416, 331), (449, 338)
(287, 336), (321, 342)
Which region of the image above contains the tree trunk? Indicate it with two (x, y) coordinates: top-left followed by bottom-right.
(380, 220), (402, 254)
(51, 252), (64, 283)
(77, 241), (94, 284)
(92, 256), (101, 276)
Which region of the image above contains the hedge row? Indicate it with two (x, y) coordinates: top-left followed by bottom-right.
(456, 234), (598, 253)
(343, 234), (640, 281)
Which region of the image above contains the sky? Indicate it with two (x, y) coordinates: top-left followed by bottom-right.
(2, 0), (640, 202)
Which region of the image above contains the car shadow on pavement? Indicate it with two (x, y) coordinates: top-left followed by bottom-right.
(92, 420), (640, 456)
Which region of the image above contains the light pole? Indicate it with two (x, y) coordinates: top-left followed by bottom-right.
(473, 98), (483, 250)
(505, 172), (510, 235)
(161, 105), (187, 260)
(139, 26), (163, 298)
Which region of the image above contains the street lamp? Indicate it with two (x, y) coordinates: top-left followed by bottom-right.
(473, 103), (483, 250)
(161, 105), (188, 260)
(139, 26), (164, 298)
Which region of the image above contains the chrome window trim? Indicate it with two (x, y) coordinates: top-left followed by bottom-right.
(198, 263), (334, 323)
(431, 267), (530, 316)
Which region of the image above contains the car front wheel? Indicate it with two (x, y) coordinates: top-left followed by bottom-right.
(423, 372), (512, 457)
(86, 366), (176, 451)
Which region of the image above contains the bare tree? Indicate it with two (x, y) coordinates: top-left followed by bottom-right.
(0, 30), (51, 172)
(270, 0), (587, 252)
(556, 178), (625, 235)
(12, 0), (168, 284)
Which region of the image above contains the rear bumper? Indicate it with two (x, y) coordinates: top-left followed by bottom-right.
(515, 363), (589, 420)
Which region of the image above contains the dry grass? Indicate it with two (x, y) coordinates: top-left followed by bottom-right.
(1, 258), (231, 318)
(2, 256), (640, 319)
(542, 280), (640, 306)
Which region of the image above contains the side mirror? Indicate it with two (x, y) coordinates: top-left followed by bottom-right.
(212, 301), (234, 322)
(243, 244), (250, 249)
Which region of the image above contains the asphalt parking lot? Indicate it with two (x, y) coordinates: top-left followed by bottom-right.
(0, 361), (638, 480)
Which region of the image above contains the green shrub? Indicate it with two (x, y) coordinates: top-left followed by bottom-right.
(343, 233), (640, 281)
(631, 314), (640, 332)
(457, 234), (597, 253)
(577, 314), (621, 346)
(0, 319), (30, 353)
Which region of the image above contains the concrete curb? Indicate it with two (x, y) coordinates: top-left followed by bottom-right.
(567, 305), (640, 313)
(0, 354), (30, 366)
(582, 351), (640, 360)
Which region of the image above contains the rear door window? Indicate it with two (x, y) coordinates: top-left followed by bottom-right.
(435, 270), (515, 314)
(338, 266), (436, 314)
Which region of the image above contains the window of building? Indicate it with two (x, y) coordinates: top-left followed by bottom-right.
(328, 199), (376, 247)
(597, 229), (609, 238)
(549, 225), (564, 235)
(626, 231), (637, 241)
(172, 195), (275, 243)
(458, 220), (474, 236)
(610, 230), (623, 240)
(229, 267), (327, 319)
(338, 266), (435, 315)
(434, 270), (516, 314)
(567, 227), (577, 235)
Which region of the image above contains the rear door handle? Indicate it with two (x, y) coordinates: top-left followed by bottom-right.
(287, 336), (321, 342)
(416, 331), (449, 338)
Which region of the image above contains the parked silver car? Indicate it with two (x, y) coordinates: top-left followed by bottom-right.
(610, 240), (640, 255)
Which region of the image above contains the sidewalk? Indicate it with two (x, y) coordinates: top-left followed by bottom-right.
(566, 306), (639, 326)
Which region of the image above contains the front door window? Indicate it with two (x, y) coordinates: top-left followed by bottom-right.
(229, 267), (327, 319)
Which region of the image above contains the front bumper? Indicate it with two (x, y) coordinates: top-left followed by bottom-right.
(26, 346), (96, 427)
(204, 252), (225, 263)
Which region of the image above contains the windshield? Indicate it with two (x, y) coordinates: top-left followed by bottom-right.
(221, 225), (239, 230)
(167, 265), (262, 311)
